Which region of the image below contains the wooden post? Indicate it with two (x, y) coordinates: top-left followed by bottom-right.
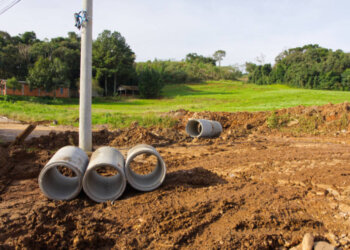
(10, 124), (36, 147)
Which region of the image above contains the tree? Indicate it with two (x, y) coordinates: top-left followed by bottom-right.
(27, 57), (69, 96)
(93, 30), (135, 96)
(341, 69), (350, 90)
(27, 57), (52, 91)
(247, 44), (350, 91)
(137, 65), (164, 98)
(185, 53), (216, 66)
(20, 31), (38, 45)
(213, 50), (226, 67)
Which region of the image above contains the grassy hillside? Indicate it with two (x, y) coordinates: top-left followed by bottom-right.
(1, 81), (350, 128)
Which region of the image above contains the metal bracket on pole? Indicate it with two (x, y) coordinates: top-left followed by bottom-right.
(74, 10), (89, 30)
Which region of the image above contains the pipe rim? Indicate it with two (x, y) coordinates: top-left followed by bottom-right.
(186, 119), (203, 138)
(83, 163), (127, 203)
(125, 148), (166, 191)
(38, 161), (83, 200)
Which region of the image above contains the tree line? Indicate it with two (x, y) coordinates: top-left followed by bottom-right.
(246, 44), (350, 91)
(0, 30), (240, 98)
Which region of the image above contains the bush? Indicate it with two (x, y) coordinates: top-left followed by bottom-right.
(137, 66), (164, 98)
(6, 77), (21, 90)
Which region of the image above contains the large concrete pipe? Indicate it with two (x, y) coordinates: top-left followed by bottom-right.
(125, 144), (166, 192)
(38, 146), (89, 200)
(186, 119), (222, 138)
(83, 147), (126, 203)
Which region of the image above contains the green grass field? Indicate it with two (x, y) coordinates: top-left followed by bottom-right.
(1, 81), (350, 128)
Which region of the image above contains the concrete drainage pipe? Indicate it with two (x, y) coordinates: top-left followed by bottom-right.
(38, 146), (89, 200)
(83, 147), (126, 203)
(186, 119), (222, 138)
(125, 144), (166, 192)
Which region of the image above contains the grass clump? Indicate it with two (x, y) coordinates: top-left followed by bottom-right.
(93, 112), (177, 129)
(267, 113), (291, 129)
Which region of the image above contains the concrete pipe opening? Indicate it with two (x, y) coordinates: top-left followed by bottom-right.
(186, 119), (222, 138)
(83, 147), (126, 203)
(38, 146), (89, 200)
(186, 119), (203, 137)
(125, 144), (166, 192)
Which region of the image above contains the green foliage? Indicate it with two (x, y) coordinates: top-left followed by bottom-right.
(341, 69), (350, 90)
(213, 50), (226, 66)
(6, 77), (21, 90)
(92, 78), (104, 96)
(296, 115), (324, 134)
(340, 113), (348, 130)
(137, 65), (164, 98)
(136, 60), (241, 84)
(247, 44), (350, 91)
(185, 53), (216, 66)
(95, 112), (177, 129)
(93, 30), (135, 96)
(247, 63), (272, 85)
(0, 29), (135, 95)
(267, 112), (279, 128)
(27, 57), (69, 93)
(267, 113), (290, 129)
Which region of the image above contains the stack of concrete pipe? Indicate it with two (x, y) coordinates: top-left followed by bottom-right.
(39, 118), (220, 202)
(38, 144), (166, 203)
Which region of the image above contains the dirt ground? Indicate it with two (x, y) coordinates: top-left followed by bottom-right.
(1, 103), (350, 249)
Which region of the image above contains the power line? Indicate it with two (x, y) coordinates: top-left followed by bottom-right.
(0, 0), (21, 16)
(0, 0), (14, 8)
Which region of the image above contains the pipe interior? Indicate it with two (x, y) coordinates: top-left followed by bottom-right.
(85, 164), (124, 201)
(186, 120), (202, 137)
(94, 165), (119, 177)
(128, 154), (157, 175)
(57, 165), (77, 177)
(127, 153), (165, 190)
(41, 164), (80, 200)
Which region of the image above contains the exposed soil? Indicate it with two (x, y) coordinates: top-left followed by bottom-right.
(1, 102), (350, 249)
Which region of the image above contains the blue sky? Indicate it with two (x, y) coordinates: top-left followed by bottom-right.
(1, 0), (349, 66)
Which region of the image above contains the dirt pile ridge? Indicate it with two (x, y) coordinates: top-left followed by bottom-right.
(23, 102), (350, 151)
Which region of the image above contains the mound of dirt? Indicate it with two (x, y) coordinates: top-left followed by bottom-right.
(110, 125), (189, 148)
(170, 102), (350, 138)
(22, 102), (350, 152)
(2, 102), (350, 248)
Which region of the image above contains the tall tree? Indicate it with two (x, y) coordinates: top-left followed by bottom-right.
(93, 30), (135, 96)
(213, 50), (226, 67)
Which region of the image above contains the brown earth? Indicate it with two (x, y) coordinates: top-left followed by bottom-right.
(1, 103), (350, 249)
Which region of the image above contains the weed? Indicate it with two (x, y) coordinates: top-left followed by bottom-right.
(296, 115), (324, 134)
(267, 113), (279, 129)
(267, 113), (291, 129)
(340, 113), (348, 130)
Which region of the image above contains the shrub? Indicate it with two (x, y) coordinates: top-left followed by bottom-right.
(6, 77), (21, 90)
(137, 66), (164, 98)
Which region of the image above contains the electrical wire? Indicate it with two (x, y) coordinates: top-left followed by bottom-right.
(0, 0), (14, 8)
(0, 0), (21, 15)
